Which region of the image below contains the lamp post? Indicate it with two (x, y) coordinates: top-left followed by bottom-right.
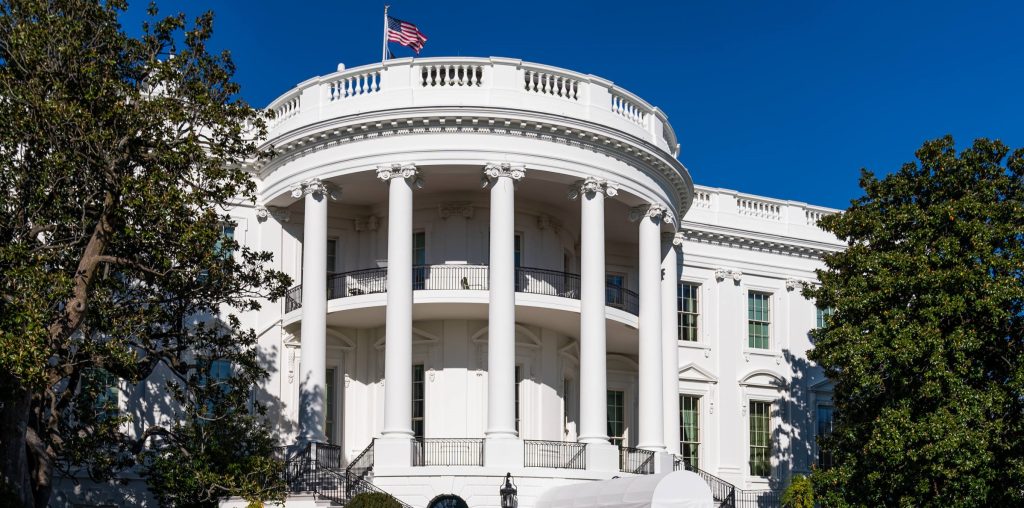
(500, 472), (518, 508)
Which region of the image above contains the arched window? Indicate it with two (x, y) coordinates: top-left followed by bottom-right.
(427, 494), (469, 508)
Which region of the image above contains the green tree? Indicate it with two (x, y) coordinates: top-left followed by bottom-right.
(0, 1), (289, 507)
(806, 136), (1024, 507)
(781, 474), (814, 508)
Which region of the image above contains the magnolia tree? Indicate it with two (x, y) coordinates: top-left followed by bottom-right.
(807, 137), (1024, 506)
(0, 1), (290, 506)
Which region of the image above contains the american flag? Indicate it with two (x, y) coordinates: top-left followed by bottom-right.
(387, 16), (427, 54)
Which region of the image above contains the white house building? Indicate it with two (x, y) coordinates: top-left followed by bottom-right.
(55, 56), (845, 508)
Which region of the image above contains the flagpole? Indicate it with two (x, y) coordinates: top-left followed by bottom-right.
(381, 4), (389, 63)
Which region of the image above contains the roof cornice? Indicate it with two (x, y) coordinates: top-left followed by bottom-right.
(679, 221), (846, 259)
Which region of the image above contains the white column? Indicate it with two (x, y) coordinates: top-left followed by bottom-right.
(662, 232), (684, 453)
(294, 178), (336, 443)
(632, 203), (670, 452)
(378, 163), (422, 439)
(484, 163), (526, 439)
(570, 177), (617, 445)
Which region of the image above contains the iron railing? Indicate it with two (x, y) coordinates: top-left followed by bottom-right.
(618, 446), (655, 475)
(524, 440), (587, 469)
(329, 267), (388, 298)
(413, 264), (489, 291)
(516, 267), (581, 297)
(285, 264), (641, 315)
(284, 285), (302, 313)
(735, 489), (781, 508)
(345, 440), (375, 494)
(678, 457), (738, 507)
(412, 438), (485, 466)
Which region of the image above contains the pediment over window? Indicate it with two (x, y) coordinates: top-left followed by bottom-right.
(607, 354), (639, 372)
(326, 328), (355, 350)
(469, 324), (542, 349)
(739, 369), (787, 389)
(679, 363), (718, 384)
(809, 377), (833, 393)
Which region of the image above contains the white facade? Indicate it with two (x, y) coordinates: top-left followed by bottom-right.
(56, 56), (845, 508)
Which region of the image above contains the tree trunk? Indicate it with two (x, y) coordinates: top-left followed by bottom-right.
(0, 377), (34, 508)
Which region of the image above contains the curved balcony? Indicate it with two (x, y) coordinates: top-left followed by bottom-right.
(284, 264), (639, 315)
(264, 57), (679, 157)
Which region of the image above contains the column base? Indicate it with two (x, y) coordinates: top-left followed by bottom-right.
(585, 442), (619, 473)
(483, 437), (524, 469)
(374, 437), (412, 468)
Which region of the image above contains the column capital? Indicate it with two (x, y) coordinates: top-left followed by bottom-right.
(376, 163), (424, 187)
(482, 162), (526, 181)
(290, 178), (340, 200)
(568, 177), (618, 200)
(629, 203), (674, 224)
(255, 205), (290, 223)
(662, 231), (685, 246)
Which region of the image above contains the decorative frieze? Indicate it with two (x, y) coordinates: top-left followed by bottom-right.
(353, 216), (380, 231)
(438, 202), (475, 220)
(567, 177), (618, 200)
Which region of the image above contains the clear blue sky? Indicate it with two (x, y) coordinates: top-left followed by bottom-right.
(123, 1), (1024, 209)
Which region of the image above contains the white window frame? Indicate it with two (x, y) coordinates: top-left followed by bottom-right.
(743, 285), (777, 353)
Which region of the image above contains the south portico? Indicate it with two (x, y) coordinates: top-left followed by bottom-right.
(273, 159), (684, 477)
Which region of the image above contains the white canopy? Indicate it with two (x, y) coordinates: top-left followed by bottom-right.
(534, 471), (713, 508)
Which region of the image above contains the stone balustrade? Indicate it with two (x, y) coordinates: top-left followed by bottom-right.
(263, 57), (680, 157)
(683, 185), (842, 244)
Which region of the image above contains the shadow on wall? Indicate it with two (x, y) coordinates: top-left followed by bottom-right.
(773, 349), (818, 491)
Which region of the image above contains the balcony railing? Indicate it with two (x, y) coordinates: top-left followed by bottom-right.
(411, 438), (484, 466)
(618, 446), (655, 475)
(284, 265), (640, 315)
(524, 440), (587, 469)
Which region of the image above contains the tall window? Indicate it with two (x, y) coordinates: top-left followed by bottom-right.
(680, 395), (700, 469)
(816, 306), (835, 329)
(748, 292), (771, 349)
(326, 239), (337, 274)
(197, 359), (232, 418)
(515, 366), (522, 433)
(563, 377), (575, 435)
(85, 369), (119, 421)
(325, 368), (336, 444)
(606, 273), (625, 308)
(678, 283), (700, 342)
(607, 390), (625, 447)
(749, 401), (771, 477)
(413, 232), (426, 290)
(816, 405), (835, 468)
(412, 364), (425, 438)
(215, 225), (235, 258)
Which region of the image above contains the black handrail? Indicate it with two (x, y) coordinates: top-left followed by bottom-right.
(411, 438), (485, 466)
(345, 440), (375, 495)
(677, 457), (738, 507)
(618, 445), (655, 475)
(524, 440), (587, 469)
(285, 264), (641, 315)
(516, 267), (580, 297)
(735, 489), (781, 508)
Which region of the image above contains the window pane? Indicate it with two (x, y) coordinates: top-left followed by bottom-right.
(412, 364), (425, 439)
(515, 366), (522, 433)
(678, 283), (699, 341)
(680, 395), (700, 469)
(325, 368), (336, 444)
(816, 405), (834, 468)
(607, 390), (625, 446)
(748, 292), (771, 349)
(749, 401), (771, 476)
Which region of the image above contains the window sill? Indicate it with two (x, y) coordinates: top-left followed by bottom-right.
(678, 341), (711, 358)
(743, 349), (783, 364)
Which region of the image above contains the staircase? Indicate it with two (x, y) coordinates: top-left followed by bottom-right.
(673, 456), (781, 508)
(280, 440), (408, 507)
